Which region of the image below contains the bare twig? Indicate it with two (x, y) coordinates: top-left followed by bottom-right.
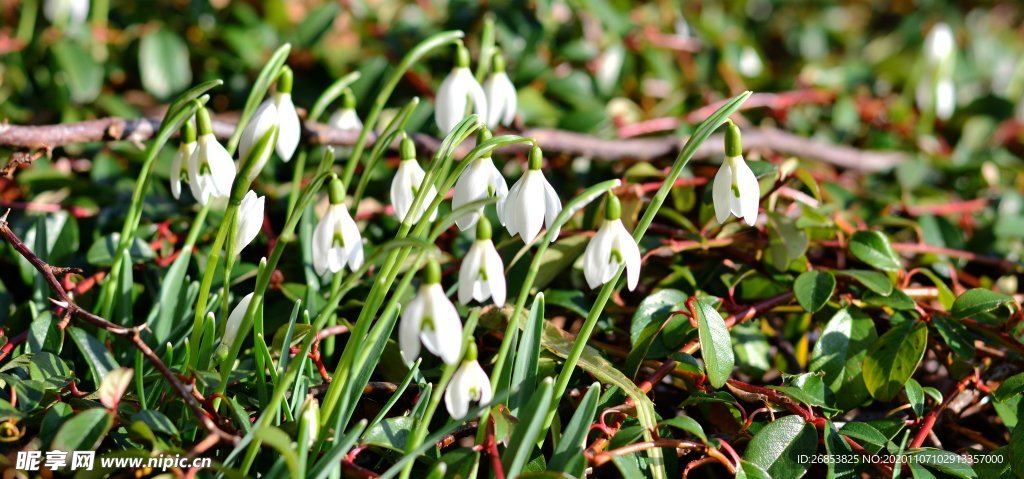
(0, 115), (906, 172)
(0, 214), (239, 446)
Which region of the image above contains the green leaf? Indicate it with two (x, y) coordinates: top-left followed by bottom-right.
(253, 426), (301, 478)
(824, 421), (860, 479)
(848, 231), (902, 272)
(905, 378), (924, 417)
(139, 26), (192, 99)
(743, 415), (818, 479)
(550, 382), (600, 475)
(364, 416), (415, 452)
(52, 409), (114, 451)
(837, 270), (893, 296)
(52, 38), (102, 103)
(736, 460), (773, 479)
(132, 410), (179, 436)
(994, 373), (1024, 402)
(695, 299), (734, 389)
(931, 315), (975, 360)
(950, 288), (1014, 320)
(86, 233), (155, 266)
(98, 367), (133, 410)
(68, 327), (118, 387)
(810, 308), (877, 402)
(863, 321), (928, 401)
(906, 448), (976, 479)
(794, 270), (836, 313)
(502, 378), (554, 479)
(659, 415), (707, 442)
(510, 293), (544, 416)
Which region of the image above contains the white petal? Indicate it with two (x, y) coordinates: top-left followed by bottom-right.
(274, 93), (301, 162)
(202, 135), (237, 198)
(444, 365), (471, 419)
(335, 205), (364, 271)
(460, 70), (489, 129)
(239, 99), (277, 166)
(452, 159), (492, 230)
(712, 161), (734, 224)
(613, 221), (642, 291)
(458, 244), (484, 305)
(583, 222), (614, 289)
(420, 285), (463, 365)
(731, 157), (760, 226)
(187, 146), (208, 204)
(541, 175), (563, 242)
(312, 207), (337, 276)
(435, 70), (467, 134)
(502, 174), (525, 235)
(399, 294), (425, 364)
(935, 80), (955, 121)
(170, 142), (192, 200)
(464, 360), (492, 405)
(484, 73), (516, 128)
(234, 191), (264, 254)
(482, 242), (506, 306)
(223, 292), (254, 349)
(509, 172), (546, 244)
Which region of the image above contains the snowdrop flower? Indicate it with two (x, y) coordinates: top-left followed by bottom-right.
(312, 177), (364, 276)
(399, 260), (463, 365)
(240, 67), (301, 165)
(917, 23), (957, 121)
(43, 0), (88, 26)
(328, 89), (363, 130)
(300, 397), (319, 445)
(391, 136), (438, 224)
(188, 107), (237, 205)
(233, 190), (264, 254)
(712, 120), (760, 226)
(583, 194), (640, 290)
(219, 292), (254, 356)
(444, 343), (492, 420)
(170, 121), (195, 200)
(435, 44), (487, 134)
(501, 145), (562, 244)
(452, 128), (508, 230)
(458, 218), (506, 307)
(737, 46), (764, 77)
(483, 52), (516, 129)
(925, 23), (955, 65)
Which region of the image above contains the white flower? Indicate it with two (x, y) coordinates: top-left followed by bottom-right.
(170, 123), (195, 200)
(934, 79), (955, 121)
(738, 46), (764, 77)
(444, 354), (492, 420)
(188, 109), (236, 205)
(458, 219), (506, 306)
(712, 121), (759, 226)
(452, 130), (508, 231)
(329, 89), (362, 130)
(925, 23), (955, 64)
(391, 136), (438, 224)
(583, 195), (641, 291)
(918, 23), (957, 121)
(239, 68), (301, 165)
(399, 261), (463, 365)
(483, 53), (516, 129)
(435, 45), (487, 134)
(221, 292), (254, 353)
(43, 0), (88, 25)
(501, 146), (562, 244)
(233, 190), (264, 254)
(312, 178), (364, 276)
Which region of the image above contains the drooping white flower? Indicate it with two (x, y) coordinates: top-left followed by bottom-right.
(435, 44), (487, 134)
(918, 23), (957, 121)
(300, 397), (319, 445)
(188, 108), (237, 205)
(712, 120), (759, 226)
(391, 136), (438, 224)
(483, 53), (516, 129)
(170, 121), (196, 200)
(233, 190), (264, 254)
(583, 194), (641, 290)
(452, 128), (508, 231)
(501, 146), (562, 244)
(239, 67), (300, 165)
(221, 292), (254, 353)
(399, 260), (463, 365)
(328, 88), (363, 131)
(444, 345), (492, 420)
(312, 177), (364, 276)
(925, 23), (955, 64)
(737, 46), (764, 77)
(458, 218), (506, 307)
(43, 0), (88, 26)
(934, 79), (955, 121)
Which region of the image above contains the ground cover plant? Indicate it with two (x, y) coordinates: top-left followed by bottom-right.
(1, 1), (1023, 478)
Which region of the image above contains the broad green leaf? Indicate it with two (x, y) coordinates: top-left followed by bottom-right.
(810, 308), (877, 404)
(735, 460), (772, 479)
(848, 231), (901, 272)
(824, 421), (860, 479)
(52, 38), (102, 103)
(695, 299), (733, 389)
(68, 327), (118, 387)
(931, 315), (975, 360)
(139, 25), (192, 99)
(502, 378), (554, 479)
(364, 416), (415, 452)
(994, 372), (1024, 402)
(510, 293), (544, 416)
(837, 270), (893, 296)
(743, 415), (817, 478)
(863, 321), (927, 401)
(794, 270), (836, 313)
(839, 422), (890, 453)
(905, 378), (924, 417)
(659, 415), (706, 442)
(950, 288), (1014, 320)
(550, 382), (600, 474)
(52, 409), (114, 451)
(626, 288), (693, 376)
(132, 410), (179, 436)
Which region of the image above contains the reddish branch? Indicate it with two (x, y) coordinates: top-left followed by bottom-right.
(910, 369), (983, 449)
(1, 108), (906, 172)
(0, 330), (28, 363)
(0, 212), (239, 446)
